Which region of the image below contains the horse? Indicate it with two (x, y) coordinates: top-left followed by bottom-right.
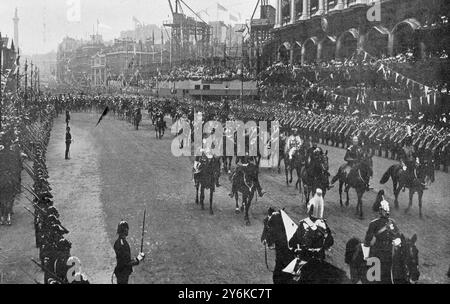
(284, 148), (306, 187)
(331, 151), (374, 219)
(261, 209), (351, 284)
(344, 234), (420, 284)
(155, 115), (166, 139)
(379, 156), (434, 218)
(230, 164), (257, 226)
(194, 157), (219, 215)
(300, 150), (330, 203)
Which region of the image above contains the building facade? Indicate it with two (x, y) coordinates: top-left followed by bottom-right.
(262, 0), (449, 66)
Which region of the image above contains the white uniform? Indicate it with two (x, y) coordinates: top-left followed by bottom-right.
(286, 135), (303, 159)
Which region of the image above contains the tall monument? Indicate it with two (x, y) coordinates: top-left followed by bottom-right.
(13, 8), (19, 50)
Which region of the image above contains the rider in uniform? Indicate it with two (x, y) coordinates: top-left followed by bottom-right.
(398, 135), (420, 190)
(344, 135), (371, 190)
(290, 189), (334, 263)
(113, 221), (145, 284)
(229, 153), (265, 198)
(363, 200), (401, 284)
(285, 128), (303, 160)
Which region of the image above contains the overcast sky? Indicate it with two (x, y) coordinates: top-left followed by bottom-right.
(0, 0), (275, 55)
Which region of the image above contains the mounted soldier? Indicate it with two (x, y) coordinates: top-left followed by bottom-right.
(344, 135), (372, 191)
(363, 200), (402, 283)
(285, 128), (303, 161)
(229, 153), (265, 198)
(398, 134), (419, 190)
(290, 188), (334, 263)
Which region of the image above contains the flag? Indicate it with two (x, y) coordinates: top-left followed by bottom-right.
(280, 210), (298, 244)
(229, 13), (238, 22)
(96, 107), (110, 127)
(217, 3), (227, 12)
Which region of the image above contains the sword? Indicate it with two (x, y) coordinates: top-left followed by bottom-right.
(140, 209), (146, 253)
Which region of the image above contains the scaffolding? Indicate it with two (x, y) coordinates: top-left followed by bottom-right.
(164, 0), (211, 65)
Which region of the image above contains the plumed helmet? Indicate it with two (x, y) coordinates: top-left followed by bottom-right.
(117, 220), (129, 234)
(307, 188), (324, 219)
(380, 200), (390, 214)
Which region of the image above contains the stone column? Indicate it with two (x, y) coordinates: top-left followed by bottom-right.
(388, 32), (394, 57)
(300, 0), (310, 20)
(290, 0), (296, 24)
(276, 0), (283, 27)
(317, 0), (325, 15)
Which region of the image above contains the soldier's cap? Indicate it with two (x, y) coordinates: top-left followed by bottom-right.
(39, 192), (53, 199)
(47, 214), (60, 224)
(51, 224), (67, 235)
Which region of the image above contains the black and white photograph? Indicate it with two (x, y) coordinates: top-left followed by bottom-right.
(0, 0), (449, 289)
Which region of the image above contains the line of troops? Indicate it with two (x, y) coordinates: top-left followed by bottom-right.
(23, 103), (89, 284)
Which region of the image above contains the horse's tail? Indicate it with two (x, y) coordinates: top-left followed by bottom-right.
(380, 165), (395, 184)
(345, 237), (361, 265)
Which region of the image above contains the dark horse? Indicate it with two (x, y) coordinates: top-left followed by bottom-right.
(194, 158), (220, 214)
(261, 209), (350, 284)
(331, 151), (374, 219)
(284, 148), (306, 186)
(155, 115), (166, 139)
(379, 157), (434, 218)
(344, 234), (420, 284)
(230, 163), (257, 225)
(300, 150), (330, 203)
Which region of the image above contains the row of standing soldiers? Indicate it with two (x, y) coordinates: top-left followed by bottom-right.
(27, 105), (88, 284)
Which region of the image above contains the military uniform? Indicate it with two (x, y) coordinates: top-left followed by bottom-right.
(364, 216), (401, 284)
(114, 236), (140, 284)
(344, 144), (364, 167)
(65, 130), (72, 160)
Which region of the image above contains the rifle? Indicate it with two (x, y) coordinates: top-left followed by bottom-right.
(30, 258), (65, 284)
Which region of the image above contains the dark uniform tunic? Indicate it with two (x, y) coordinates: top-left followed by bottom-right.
(364, 217), (401, 284)
(114, 237), (139, 284)
(290, 217), (334, 262)
(344, 144), (364, 166)
(65, 131), (72, 159)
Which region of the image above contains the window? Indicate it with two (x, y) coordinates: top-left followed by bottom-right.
(195, 85), (201, 90)
(203, 85), (210, 90)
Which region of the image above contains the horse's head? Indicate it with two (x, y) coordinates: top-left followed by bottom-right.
(261, 208), (286, 249)
(398, 234), (420, 283)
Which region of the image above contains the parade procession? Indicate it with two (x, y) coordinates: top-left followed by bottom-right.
(0, 0), (450, 288)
